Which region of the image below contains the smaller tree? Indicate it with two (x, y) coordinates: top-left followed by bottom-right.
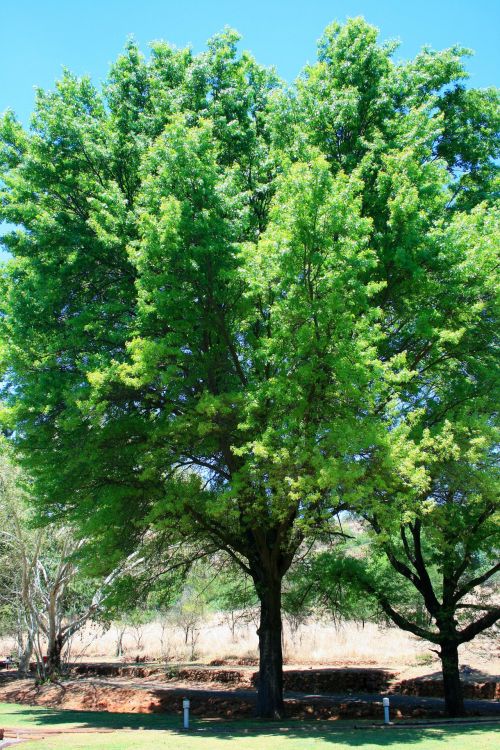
(28, 532), (119, 675)
(204, 562), (257, 643)
(0, 442), (42, 673)
(301, 421), (499, 717)
(282, 570), (315, 648)
(282, 536), (379, 633)
(126, 608), (156, 655)
(367, 421), (499, 716)
(113, 621), (128, 658)
(0, 439), (143, 677)
(169, 588), (206, 661)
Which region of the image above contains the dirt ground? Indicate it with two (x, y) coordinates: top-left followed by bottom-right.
(0, 662), (498, 721)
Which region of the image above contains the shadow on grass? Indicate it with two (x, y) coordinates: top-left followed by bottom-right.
(181, 721), (500, 746)
(1, 703), (499, 746)
(0, 704), (179, 731)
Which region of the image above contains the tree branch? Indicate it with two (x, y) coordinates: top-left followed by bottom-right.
(455, 562), (500, 603)
(458, 608), (500, 644)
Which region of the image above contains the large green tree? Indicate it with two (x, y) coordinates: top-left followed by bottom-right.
(1, 19), (498, 716)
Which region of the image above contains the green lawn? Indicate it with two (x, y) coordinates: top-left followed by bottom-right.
(0, 703), (498, 750)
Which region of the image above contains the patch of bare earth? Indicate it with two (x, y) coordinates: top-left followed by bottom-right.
(0, 664), (498, 721)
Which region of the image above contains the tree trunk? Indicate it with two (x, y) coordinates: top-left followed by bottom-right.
(18, 631), (34, 676)
(255, 573), (284, 719)
(230, 611), (237, 642)
(440, 641), (465, 717)
(46, 633), (64, 677)
(115, 625), (127, 657)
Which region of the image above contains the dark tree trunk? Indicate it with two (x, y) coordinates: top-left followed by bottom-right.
(46, 634), (64, 677)
(440, 641), (465, 717)
(255, 573), (284, 718)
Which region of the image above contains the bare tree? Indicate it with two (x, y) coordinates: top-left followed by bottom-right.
(0, 449), (142, 677)
(170, 589), (205, 661)
(114, 622), (128, 658)
(27, 531), (127, 675)
(0, 449), (41, 674)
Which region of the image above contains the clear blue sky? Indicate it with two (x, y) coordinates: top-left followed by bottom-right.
(1, 0), (499, 125)
(0, 0), (498, 257)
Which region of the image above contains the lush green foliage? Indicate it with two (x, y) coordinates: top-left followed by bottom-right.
(1, 17), (498, 715)
(1, 18), (497, 561)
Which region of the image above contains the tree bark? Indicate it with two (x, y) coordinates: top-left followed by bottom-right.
(46, 633), (64, 677)
(440, 641), (465, 717)
(18, 631), (34, 676)
(255, 573), (284, 719)
(115, 628), (125, 657)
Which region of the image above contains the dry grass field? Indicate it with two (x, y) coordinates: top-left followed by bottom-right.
(2, 614), (496, 678)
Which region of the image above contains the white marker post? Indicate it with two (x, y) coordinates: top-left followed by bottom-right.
(382, 696), (390, 724)
(183, 697), (190, 730)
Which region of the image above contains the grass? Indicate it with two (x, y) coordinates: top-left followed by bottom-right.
(0, 702), (498, 750)
(0, 617), (439, 666)
(0, 701), (180, 731)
